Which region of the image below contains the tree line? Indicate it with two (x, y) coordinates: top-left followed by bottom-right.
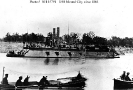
(2, 32), (133, 47)
(3, 32), (44, 42)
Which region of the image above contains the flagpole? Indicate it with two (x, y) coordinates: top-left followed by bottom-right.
(2, 67), (5, 84)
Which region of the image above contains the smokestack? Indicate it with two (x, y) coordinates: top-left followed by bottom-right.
(52, 28), (56, 47)
(57, 27), (60, 38)
(53, 28), (56, 38)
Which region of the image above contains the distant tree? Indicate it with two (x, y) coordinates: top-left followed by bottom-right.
(2, 31), (133, 48)
(108, 36), (121, 47)
(22, 33), (29, 42)
(107, 36), (133, 47)
(82, 31), (95, 45)
(62, 34), (70, 44)
(88, 31), (95, 39)
(37, 34), (44, 42)
(93, 36), (107, 45)
(69, 32), (80, 44)
(4, 32), (11, 42)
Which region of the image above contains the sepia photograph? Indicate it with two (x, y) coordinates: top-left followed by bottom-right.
(0, 0), (133, 90)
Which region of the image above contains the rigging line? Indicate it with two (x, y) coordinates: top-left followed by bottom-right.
(7, 69), (78, 76)
(4, 67), (85, 76)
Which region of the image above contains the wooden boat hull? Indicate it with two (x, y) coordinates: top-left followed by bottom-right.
(6, 46), (119, 58)
(0, 80), (86, 90)
(0, 85), (83, 90)
(114, 78), (133, 89)
(0, 84), (15, 90)
(6, 54), (24, 57)
(24, 49), (119, 58)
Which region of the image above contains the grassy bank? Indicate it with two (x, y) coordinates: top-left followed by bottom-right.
(115, 46), (133, 55)
(0, 42), (23, 53)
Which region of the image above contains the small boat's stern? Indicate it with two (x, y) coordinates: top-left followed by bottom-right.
(114, 78), (133, 89)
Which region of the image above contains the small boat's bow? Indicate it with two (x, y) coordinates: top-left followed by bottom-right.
(6, 50), (25, 57)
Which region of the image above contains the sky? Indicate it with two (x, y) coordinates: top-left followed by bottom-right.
(0, 0), (133, 39)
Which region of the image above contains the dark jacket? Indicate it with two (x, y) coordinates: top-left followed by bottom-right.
(15, 80), (23, 86)
(2, 77), (8, 85)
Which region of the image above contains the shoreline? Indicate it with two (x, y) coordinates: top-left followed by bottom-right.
(0, 42), (23, 53)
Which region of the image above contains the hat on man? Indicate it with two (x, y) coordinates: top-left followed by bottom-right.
(5, 74), (8, 77)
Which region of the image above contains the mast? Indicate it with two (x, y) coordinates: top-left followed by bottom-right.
(68, 23), (69, 36)
(68, 23), (70, 46)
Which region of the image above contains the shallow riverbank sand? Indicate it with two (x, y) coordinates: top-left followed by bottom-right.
(0, 42), (23, 53)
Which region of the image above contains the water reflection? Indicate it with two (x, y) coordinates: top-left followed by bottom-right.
(44, 58), (50, 65)
(53, 58), (59, 65)
(44, 58), (59, 65)
(43, 58), (86, 65)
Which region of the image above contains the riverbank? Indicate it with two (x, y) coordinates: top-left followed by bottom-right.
(0, 42), (23, 53)
(115, 46), (133, 55)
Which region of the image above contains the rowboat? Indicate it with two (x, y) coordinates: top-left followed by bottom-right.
(38, 72), (87, 88)
(6, 50), (25, 57)
(114, 78), (133, 89)
(0, 72), (87, 90)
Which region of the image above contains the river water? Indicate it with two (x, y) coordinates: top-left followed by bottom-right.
(0, 53), (133, 90)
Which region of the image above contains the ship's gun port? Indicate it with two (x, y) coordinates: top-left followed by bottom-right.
(79, 52), (82, 56)
(68, 52), (72, 57)
(45, 52), (50, 57)
(55, 52), (59, 56)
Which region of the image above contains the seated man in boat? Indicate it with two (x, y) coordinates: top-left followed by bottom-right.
(15, 76), (23, 87)
(38, 76), (49, 86)
(71, 71), (83, 82)
(76, 72), (82, 79)
(23, 75), (30, 86)
(125, 72), (131, 81)
(120, 71), (126, 80)
(2, 74), (9, 85)
(11, 50), (14, 54)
